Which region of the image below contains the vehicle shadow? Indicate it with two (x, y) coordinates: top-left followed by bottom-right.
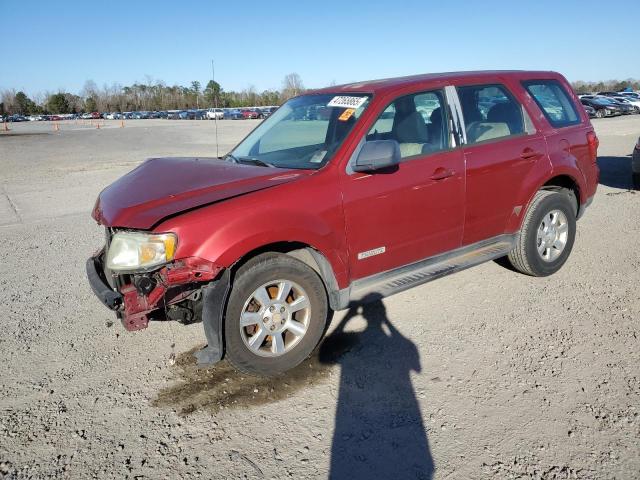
(319, 295), (434, 480)
(597, 155), (635, 190)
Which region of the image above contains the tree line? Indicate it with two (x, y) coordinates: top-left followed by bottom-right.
(1, 75), (638, 116)
(0, 72), (305, 116)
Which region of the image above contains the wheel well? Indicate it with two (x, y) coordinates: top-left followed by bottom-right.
(229, 242), (343, 309)
(541, 175), (580, 215)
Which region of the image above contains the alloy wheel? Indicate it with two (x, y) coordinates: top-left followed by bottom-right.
(536, 209), (569, 262)
(239, 279), (311, 357)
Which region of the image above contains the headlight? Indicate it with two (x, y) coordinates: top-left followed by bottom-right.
(106, 231), (177, 271)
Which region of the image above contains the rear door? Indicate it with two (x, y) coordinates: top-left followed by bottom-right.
(340, 88), (466, 280)
(456, 82), (548, 245)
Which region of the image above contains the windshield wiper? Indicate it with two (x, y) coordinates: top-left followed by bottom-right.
(236, 156), (277, 168)
(223, 153), (239, 163)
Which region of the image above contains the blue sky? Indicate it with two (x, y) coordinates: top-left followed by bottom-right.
(1, 0), (638, 96)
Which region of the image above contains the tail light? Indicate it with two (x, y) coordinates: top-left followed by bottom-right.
(587, 131), (599, 163)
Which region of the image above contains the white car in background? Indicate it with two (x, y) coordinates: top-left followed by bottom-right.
(613, 96), (640, 113)
(206, 108), (224, 120)
(619, 92), (640, 100)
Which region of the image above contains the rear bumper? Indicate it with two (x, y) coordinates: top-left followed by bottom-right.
(86, 255), (122, 310)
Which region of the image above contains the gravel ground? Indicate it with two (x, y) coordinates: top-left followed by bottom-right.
(0, 117), (638, 479)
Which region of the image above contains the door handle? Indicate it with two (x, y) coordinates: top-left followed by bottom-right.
(520, 148), (543, 160)
(430, 167), (455, 181)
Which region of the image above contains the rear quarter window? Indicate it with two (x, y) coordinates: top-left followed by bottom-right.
(523, 80), (581, 128)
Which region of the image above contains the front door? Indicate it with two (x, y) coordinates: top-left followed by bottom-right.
(340, 88), (466, 281)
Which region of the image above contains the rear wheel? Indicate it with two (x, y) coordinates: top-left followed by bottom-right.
(507, 190), (576, 277)
(224, 253), (329, 376)
(633, 172), (640, 189)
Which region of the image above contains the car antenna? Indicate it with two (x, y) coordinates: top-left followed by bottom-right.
(211, 59), (220, 159)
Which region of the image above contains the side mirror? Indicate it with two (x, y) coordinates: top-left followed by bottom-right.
(353, 140), (400, 173)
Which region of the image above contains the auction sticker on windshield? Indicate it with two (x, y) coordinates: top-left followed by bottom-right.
(328, 96), (368, 109)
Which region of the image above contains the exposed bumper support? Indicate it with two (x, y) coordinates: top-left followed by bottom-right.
(87, 253), (221, 332)
(193, 268), (231, 366)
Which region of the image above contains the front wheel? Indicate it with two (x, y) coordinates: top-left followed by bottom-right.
(506, 190), (576, 277)
(224, 253), (329, 376)
(596, 109), (604, 118)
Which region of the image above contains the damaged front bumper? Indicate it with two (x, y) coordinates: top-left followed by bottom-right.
(86, 250), (221, 330)
(86, 251), (230, 365)
(86, 255), (123, 310)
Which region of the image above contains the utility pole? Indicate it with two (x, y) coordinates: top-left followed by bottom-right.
(212, 59), (219, 158)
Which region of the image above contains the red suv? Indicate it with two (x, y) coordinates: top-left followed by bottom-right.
(87, 71), (599, 376)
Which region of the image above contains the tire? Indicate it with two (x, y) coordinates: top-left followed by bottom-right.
(596, 109), (604, 118)
(507, 190), (576, 277)
(633, 172), (640, 189)
(224, 253), (329, 376)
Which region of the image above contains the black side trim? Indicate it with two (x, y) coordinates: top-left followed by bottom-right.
(193, 269), (231, 366)
(86, 256), (122, 310)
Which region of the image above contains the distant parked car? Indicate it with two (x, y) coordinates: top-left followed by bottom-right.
(633, 136), (640, 188)
(224, 109), (243, 120)
(241, 108), (261, 119)
(612, 96), (640, 113)
(582, 104), (597, 118)
(596, 91), (620, 97)
(580, 97), (621, 118)
(206, 108), (224, 120)
(8, 114), (27, 122)
(166, 110), (181, 119)
(619, 92), (640, 100)
(604, 98), (635, 115)
(193, 109), (208, 120)
(178, 110), (196, 120)
(260, 106), (278, 118)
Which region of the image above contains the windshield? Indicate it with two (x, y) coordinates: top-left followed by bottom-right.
(229, 93), (371, 169)
(593, 98), (613, 106)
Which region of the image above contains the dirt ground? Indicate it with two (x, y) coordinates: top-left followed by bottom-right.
(0, 117), (638, 479)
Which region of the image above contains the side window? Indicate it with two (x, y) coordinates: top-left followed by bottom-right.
(523, 80), (581, 128)
(366, 90), (449, 159)
(457, 84), (525, 144)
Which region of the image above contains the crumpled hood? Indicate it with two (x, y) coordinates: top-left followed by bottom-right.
(92, 157), (310, 229)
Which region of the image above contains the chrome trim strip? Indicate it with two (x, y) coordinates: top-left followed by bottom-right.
(339, 234), (518, 307)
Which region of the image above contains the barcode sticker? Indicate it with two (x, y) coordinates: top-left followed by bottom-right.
(327, 96), (367, 109)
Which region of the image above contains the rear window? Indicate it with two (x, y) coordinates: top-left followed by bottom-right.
(523, 80), (581, 128)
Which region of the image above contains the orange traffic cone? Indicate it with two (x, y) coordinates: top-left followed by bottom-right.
(120, 120), (125, 128)
(96, 122), (100, 129)
(3, 121), (8, 131)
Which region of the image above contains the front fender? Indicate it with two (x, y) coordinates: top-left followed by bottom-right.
(156, 173), (349, 288)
